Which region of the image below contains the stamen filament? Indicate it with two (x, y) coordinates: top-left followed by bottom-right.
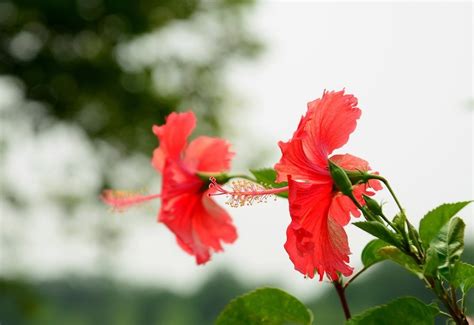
(208, 177), (288, 207)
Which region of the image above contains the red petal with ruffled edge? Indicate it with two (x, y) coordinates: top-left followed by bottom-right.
(275, 139), (330, 183)
(275, 90), (361, 184)
(330, 153), (369, 171)
(104, 110), (237, 265)
(303, 90), (361, 162)
(159, 160), (237, 264)
(184, 136), (234, 174)
(284, 178), (353, 280)
(171, 191), (237, 264)
(276, 90), (382, 280)
(152, 111), (196, 172)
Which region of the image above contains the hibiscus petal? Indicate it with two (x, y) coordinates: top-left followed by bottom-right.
(368, 177), (383, 191)
(160, 192), (212, 264)
(328, 192), (360, 225)
(284, 178), (353, 280)
(193, 190), (238, 250)
(159, 160), (236, 265)
(151, 111), (196, 172)
(304, 90), (361, 160)
(330, 153), (370, 172)
(160, 191), (237, 265)
(275, 139), (330, 183)
(184, 136), (234, 173)
(352, 181), (382, 203)
(151, 147), (166, 172)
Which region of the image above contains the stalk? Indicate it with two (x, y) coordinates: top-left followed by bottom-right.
(333, 280), (351, 320)
(342, 174), (468, 323)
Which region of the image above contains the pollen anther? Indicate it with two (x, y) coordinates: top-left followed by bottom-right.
(209, 177), (288, 208)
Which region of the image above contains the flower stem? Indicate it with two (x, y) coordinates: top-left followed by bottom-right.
(370, 175), (403, 213)
(347, 173), (468, 323)
(376, 211), (398, 233)
(427, 277), (468, 324)
(370, 175), (425, 259)
(348, 193), (398, 231)
(333, 280), (351, 320)
(373, 176), (466, 323)
(344, 266), (369, 290)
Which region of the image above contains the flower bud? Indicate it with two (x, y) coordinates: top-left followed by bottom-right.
(392, 213), (406, 232)
(345, 169), (370, 184)
(328, 160), (353, 196)
(362, 194), (383, 216)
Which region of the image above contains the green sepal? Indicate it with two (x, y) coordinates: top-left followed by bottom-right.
(197, 172), (231, 185)
(392, 213), (406, 233)
(362, 195), (383, 216)
(328, 161), (353, 196)
(407, 222), (423, 253)
(345, 169), (373, 184)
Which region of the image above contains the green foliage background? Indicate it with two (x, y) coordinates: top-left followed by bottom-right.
(1, 245), (472, 324)
(1, 0), (261, 154)
(1, 1), (472, 324)
(0, 0), (262, 289)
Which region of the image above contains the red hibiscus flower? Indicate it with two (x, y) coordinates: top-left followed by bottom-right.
(275, 90), (382, 280)
(102, 111), (237, 264)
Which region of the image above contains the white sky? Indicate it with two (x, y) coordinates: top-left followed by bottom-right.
(1, 2), (473, 300)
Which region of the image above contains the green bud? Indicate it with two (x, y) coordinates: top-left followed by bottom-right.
(392, 213), (406, 233)
(345, 169), (370, 184)
(328, 160), (353, 196)
(362, 194), (383, 216)
(407, 221), (423, 253)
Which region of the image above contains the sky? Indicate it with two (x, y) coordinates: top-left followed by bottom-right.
(1, 1), (473, 300)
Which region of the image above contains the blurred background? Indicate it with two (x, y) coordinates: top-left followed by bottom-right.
(0, 0), (472, 324)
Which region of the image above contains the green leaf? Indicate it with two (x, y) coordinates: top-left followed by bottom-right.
(250, 168), (288, 198)
(360, 240), (422, 276)
(419, 201), (471, 249)
(452, 262), (474, 294)
(353, 221), (402, 247)
(377, 246), (423, 277)
(423, 247), (440, 277)
(346, 297), (439, 325)
(216, 287), (313, 325)
(426, 217), (465, 281)
(361, 239), (390, 268)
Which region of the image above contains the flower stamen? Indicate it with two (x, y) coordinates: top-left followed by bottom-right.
(101, 189), (161, 212)
(208, 177), (288, 208)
